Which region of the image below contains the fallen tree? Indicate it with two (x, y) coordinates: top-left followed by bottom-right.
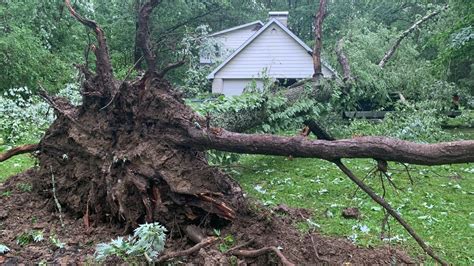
(0, 1), (469, 264)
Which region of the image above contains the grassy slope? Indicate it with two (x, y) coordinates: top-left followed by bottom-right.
(233, 155), (473, 264)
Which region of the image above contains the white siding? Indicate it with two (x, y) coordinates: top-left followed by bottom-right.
(215, 26), (260, 51)
(220, 79), (263, 96)
(214, 25), (332, 79)
(200, 25), (260, 64)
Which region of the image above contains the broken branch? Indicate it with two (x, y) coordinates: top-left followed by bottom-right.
(335, 161), (447, 265)
(0, 144), (39, 162)
(156, 237), (217, 263)
(229, 246), (295, 266)
(335, 38), (353, 83)
(302, 119), (447, 265)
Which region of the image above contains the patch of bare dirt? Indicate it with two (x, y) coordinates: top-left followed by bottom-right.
(0, 171), (414, 264)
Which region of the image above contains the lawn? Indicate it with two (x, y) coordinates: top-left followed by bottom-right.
(232, 155), (474, 264)
(0, 145), (36, 182)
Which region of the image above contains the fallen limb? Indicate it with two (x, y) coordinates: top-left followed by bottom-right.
(225, 239), (255, 254)
(304, 119), (447, 265)
(0, 144), (39, 162)
(156, 237), (217, 263)
(230, 246), (295, 266)
(187, 128), (474, 165)
(335, 161), (447, 265)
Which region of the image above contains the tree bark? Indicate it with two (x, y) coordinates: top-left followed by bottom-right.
(137, 0), (161, 72)
(335, 38), (352, 83)
(0, 144), (38, 162)
(312, 0), (327, 81)
(378, 5), (447, 68)
(185, 129), (474, 166)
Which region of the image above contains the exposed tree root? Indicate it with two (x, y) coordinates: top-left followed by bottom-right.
(156, 237), (217, 263)
(0, 144), (39, 162)
(229, 246), (295, 266)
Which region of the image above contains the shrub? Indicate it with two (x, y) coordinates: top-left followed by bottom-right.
(95, 222), (167, 262)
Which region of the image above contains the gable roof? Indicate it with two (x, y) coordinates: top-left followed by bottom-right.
(207, 18), (335, 79)
(209, 20), (264, 37)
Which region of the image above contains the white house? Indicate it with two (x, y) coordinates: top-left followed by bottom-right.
(205, 12), (336, 96)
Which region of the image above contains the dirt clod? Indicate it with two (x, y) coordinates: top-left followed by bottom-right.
(342, 207), (361, 219)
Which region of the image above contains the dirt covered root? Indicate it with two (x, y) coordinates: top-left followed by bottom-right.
(32, 74), (244, 230)
(1, 173), (414, 264)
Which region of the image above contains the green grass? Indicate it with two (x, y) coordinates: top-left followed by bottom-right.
(232, 155), (474, 264)
(0, 153), (35, 182)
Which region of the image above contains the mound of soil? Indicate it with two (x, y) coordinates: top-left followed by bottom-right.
(0, 170), (415, 264)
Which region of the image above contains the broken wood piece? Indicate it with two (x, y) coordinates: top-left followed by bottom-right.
(156, 237), (217, 263)
(229, 246), (295, 266)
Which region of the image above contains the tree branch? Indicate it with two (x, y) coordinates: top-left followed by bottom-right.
(137, 0), (161, 72)
(156, 237), (217, 263)
(0, 144), (39, 162)
(312, 0), (327, 80)
(65, 0), (115, 94)
(302, 120), (447, 264)
(229, 246), (295, 266)
(335, 38), (353, 83)
(334, 161), (447, 265)
(378, 5), (447, 68)
(185, 128), (474, 165)
(157, 59), (186, 77)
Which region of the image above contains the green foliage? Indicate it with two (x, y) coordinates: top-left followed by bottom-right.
(218, 234), (235, 253)
(16, 230), (44, 246)
(0, 84), (81, 144)
(16, 182), (32, 192)
(49, 234), (65, 249)
(0, 87), (54, 144)
(335, 101), (471, 143)
(207, 150), (241, 165)
(95, 222), (167, 262)
(0, 27), (72, 93)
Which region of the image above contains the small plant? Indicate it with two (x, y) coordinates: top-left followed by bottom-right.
(16, 182), (32, 192)
(16, 230), (43, 246)
(49, 234), (65, 249)
(0, 190), (12, 197)
(218, 234), (235, 253)
(95, 222), (167, 262)
(213, 228), (221, 237)
(0, 244), (10, 254)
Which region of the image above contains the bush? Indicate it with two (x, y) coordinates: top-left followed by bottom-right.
(95, 222), (167, 263)
(0, 84), (81, 145)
